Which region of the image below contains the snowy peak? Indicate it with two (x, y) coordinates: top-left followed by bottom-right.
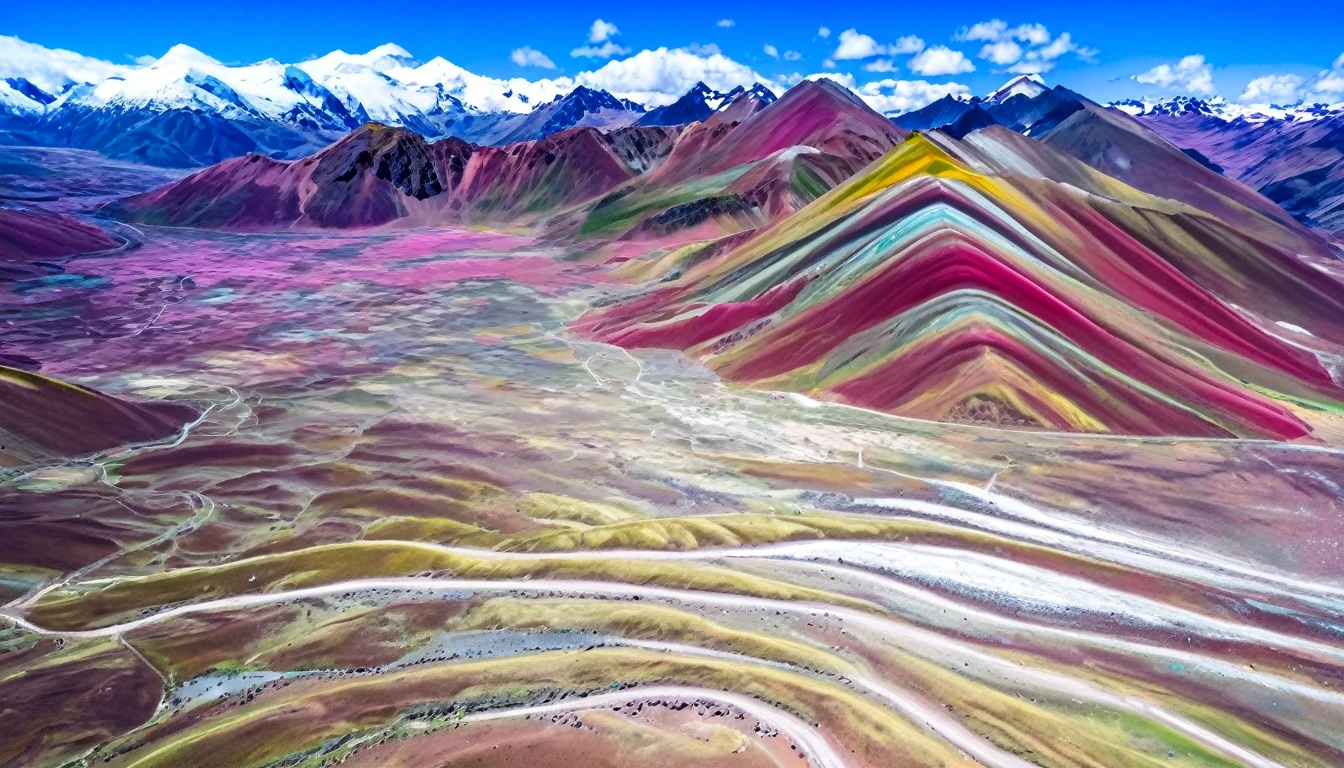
(552, 85), (631, 110)
(5, 77), (56, 106)
(544, 86), (642, 126)
(500, 85), (646, 142)
(366, 43), (414, 60)
(987, 74), (1047, 102)
(363, 43), (420, 69)
(0, 79), (46, 114)
(156, 44), (221, 67)
(637, 81), (777, 126)
(1111, 95), (1219, 118)
(1109, 95), (1344, 123)
(742, 83), (779, 105)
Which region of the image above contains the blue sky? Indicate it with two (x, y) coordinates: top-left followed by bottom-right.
(6, 0), (1344, 104)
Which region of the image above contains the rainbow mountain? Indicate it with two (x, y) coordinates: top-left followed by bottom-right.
(578, 128), (1344, 439)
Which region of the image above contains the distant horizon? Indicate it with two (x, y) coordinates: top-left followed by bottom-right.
(4, 0), (1344, 111)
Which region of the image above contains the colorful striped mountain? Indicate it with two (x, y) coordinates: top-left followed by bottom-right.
(578, 129), (1344, 438)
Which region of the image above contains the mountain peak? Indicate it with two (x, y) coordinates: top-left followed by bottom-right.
(4, 77), (56, 106)
(156, 44), (220, 68)
(637, 82), (747, 125)
(745, 82), (778, 103)
(365, 43), (415, 63)
(788, 77), (867, 108)
(987, 74), (1047, 102)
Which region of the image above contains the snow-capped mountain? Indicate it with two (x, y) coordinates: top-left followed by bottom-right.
(0, 38), (799, 167)
(890, 76), (1091, 138)
(0, 41), (599, 165)
(505, 86), (644, 141)
(1110, 95), (1344, 123)
(986, 74), (1048, 102)
(4, 78), (57, 107)
(638, 81), (777, 126)
(0, 80), (47, 116)
(1115, 95), (1344, 232)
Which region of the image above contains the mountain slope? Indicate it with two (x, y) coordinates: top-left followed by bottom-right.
(0, 366), (197, 461)
(107, 121), (681, 229)
(1134, 108), (1344, 233)
(469, 86), (645, 145)
(576, 79), (907, 243)
(1035, 103), (1329, 242)
(0, 207), (122, 260)
(105, 124), (440, 229)
(891, 95), (977, 131)
(656, 78), (904, 183)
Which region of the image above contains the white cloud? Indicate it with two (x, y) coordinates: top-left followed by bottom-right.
(818, 27), (831, 39)
(833, 29), (884, 60)
(573, 45), (767, 106)
(0, 34), (136, 93)
(978, 40), (1022, 66)
(1034, 32), (1075, 61)
(958, 21), (1096, 69)
(802, 71), (857, 89)
(955, 20), (1008, 43)
(995, 32), (1078, 74)
(1010, 24), (1051, 46)
(908, 46), (975, 76)
(764, 44), (779, 59)
(717, 19), (735, 28)
(956, 19), (1051, 46)
(589, 19), (620, 43)
(822, 58), (836, 70)
(892, 35), (926, 55)
(682, 43), (722, 56)
(783, 50), (802, 61)
(863, 59), (899, 73)
(482, 44), (773, 107)
(1133, 54), (1215, 96)
(856, 78), (972, 114)
(1308, 53), (1344, 98)
(511, 46), (556, 69)
(832, 29), (924, 60)
(1240, 74), (1304, 104)
(572, 41), (631, 59)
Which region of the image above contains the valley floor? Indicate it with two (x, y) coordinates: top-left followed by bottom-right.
(0, 215), (1342, 768)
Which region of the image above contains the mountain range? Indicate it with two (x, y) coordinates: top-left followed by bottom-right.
(4, 42), (1340, 237)
(890, 75), (1344, 235)
(106, 78), (881, 235)
(1115, 98), (1344, 233)
(0, 43), (776, 167)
